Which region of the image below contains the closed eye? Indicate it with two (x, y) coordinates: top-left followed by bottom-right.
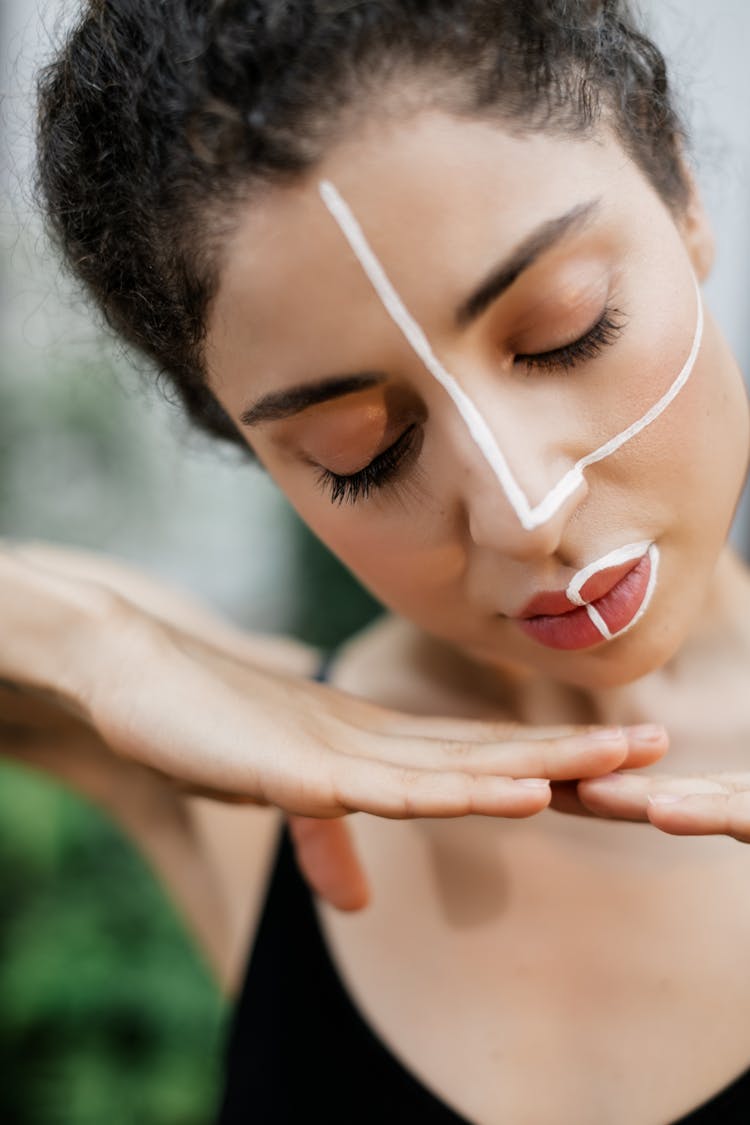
(315, 423), (421, 505)
(516, 305), (626, 372)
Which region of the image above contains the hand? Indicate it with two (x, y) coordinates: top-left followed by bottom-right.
(281, 716), (668, 911)
(0, 542), (671, 912)
(576, 770), (750, 843)
(72, 605), (668, 908)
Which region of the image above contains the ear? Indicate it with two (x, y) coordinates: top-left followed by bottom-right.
(676, 162), (715, 282)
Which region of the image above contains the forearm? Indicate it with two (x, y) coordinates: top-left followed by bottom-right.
(0, 543), (253, 983)
(0, 540), (319, 687)
(1, 712), (237, 987)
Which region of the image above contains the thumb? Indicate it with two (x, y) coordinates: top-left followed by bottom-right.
(287, 814), (371, 912)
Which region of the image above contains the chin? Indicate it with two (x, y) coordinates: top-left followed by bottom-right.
(547, 617), (693, 691)
(469, 609), (693, 693)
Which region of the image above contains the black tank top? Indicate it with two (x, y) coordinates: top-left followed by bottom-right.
(216, 662), (750, 1124)
(217, 824), (750, 1124)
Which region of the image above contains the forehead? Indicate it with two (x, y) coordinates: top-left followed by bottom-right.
(206, 111), (652, 404)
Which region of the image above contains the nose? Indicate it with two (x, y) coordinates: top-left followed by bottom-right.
(462, 447), (589, 563)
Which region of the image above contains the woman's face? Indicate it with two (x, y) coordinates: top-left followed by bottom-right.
(206, 111), (749, 689)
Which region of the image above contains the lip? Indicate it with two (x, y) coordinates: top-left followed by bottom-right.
(517, 556), (643, 619)
(515, 552), (654, 651)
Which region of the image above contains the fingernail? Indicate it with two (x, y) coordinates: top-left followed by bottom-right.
(625, 724), (666, 743)
(516, 778), (551, 789)
(648, 794), (685, 806)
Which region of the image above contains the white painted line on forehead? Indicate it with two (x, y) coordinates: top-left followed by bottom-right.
(318, 179), (530, 521)
(319, 179), (704, 533)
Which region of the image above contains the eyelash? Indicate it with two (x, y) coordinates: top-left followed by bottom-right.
(316, 423), (420, 506)
(517, 305), (625, 371)
(317, 305), (626, 505)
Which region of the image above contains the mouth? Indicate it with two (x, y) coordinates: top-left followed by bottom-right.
(515, 547), (658, 651)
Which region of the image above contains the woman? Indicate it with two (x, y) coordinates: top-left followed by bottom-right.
(4, 0), (750, 1120)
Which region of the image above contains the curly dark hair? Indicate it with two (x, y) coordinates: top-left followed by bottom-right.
(36, 0), (690, 451)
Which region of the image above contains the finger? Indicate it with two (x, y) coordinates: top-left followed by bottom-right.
(577, 772), (729, 822)
(692, 772), (750, 792)
(329, 758), (553, 820)
(617, 736), (670, 770)
(287, 815), (371, 911)
(646, 792), (750, 844)
(364, 727), (654, 782)
(380, 712), (667, 756)
(382, 711), (661, 747)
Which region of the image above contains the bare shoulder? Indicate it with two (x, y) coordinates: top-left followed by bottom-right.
(183, 799), (283, 994)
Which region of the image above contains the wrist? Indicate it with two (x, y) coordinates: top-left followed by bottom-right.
(0, 544), (133, 716)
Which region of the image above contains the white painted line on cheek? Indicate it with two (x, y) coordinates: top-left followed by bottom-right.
(568, 296), (703, 492)
(318, 180), (703, 535)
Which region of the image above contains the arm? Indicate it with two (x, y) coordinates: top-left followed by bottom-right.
(0, 540), (668, 986)
(0, 542), (308, 991)
(0, 693), (264, 994)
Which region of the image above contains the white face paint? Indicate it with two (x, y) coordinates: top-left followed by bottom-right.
(567, 540), (660, 642)
(318, 179), (701, 642)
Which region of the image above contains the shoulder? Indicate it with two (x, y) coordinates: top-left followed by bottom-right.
(183, 799), (283, 995)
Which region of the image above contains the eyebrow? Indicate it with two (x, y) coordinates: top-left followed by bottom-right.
(240, 372), (386, 426)
(455, 197), (602, 327)
(240, 196), (602, 427)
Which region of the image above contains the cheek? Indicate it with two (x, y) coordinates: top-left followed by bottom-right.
(607, 309), (749, 559)
(295, 497), (467, 609)
(675, 319), (749, 526)
(578, 283), (746, 523)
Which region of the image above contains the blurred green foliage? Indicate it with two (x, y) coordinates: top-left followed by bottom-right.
(288, 518), (383, 652)
(0, 761), (225, 1125)
(0, 351), (381, 1123)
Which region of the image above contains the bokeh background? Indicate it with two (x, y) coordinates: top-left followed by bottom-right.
(2, 1), (749, 1121)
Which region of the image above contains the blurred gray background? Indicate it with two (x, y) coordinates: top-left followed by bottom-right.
(1, 0), (301, 631)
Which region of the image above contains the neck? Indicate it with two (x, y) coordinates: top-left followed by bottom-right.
(430, 545), (750, 862)
(589, 546), (750, 751)
(461, 545), (750, 757)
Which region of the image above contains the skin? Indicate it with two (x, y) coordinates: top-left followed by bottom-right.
(6, 110), (750, 1110)
(208, 112), (746, 690)
(206, 110), (750, 855)
(200, 111), (750, 1118)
